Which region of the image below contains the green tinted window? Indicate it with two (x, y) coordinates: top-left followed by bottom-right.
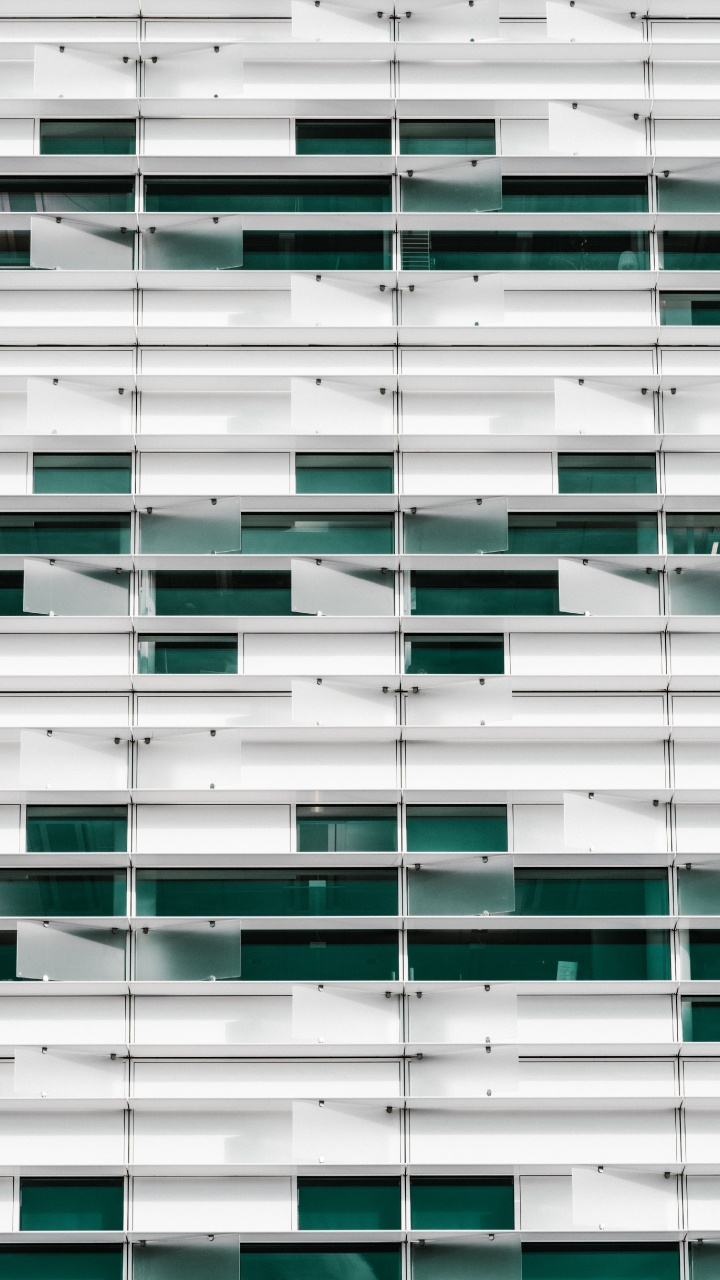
(677, 869), (720, 914)
(662, 232), (720, 269)
(406, 805), (507, 852)
(0, 572), (24, 615)
(411, 1178), (514, 1230)
(0, 232), (30, 268)
(145, 178), (391, 212)
(0, 933), (16, 980)
(296, 805), (397, 853)
(295, 455), (394, 494)
(298, 1179), (401, 1230)
(0, 1249), (122, 1279)
(151, 572), (291, 616)
(501, 177), (648, 212)
(404, 231), (649, 271)
(40, 120), (136, 155)
(400, 121), (495, 155)
(240, 513), (394, 555)
(137, 636), (238, 675)
(514, 871), (669, 916)
(691, 1243), (720, 1280)
(26, 806), (127, 853)
(407, 930), (671, 980)
(688, 931), (720, 978)
(507, 514), (658, 555)
(0, 179), (134, 213)
(242, 1248), (400, 1280)
(33, 455), (132, 495)
(404, 635), (504, 674)
(558, 454), (657, 494)
(296, 120), (392, 154)
(0, 515), (130, 555)
(243, 232), (392, 270)
(0, 873), (126, 917)
(682, 999), (720, 1042)
(667, 514), (720, 554)
(661, 294), (720, 325)
(409, 571), (559, 616)
(524, 1246), (679, 1280)
(20, 1179), (124, 1231)
(136, 870), (397, 916)
(241, 931), (398, 980)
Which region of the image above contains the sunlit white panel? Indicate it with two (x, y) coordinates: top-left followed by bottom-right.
(409, 1045), (520, 1097)
(291, 558), (395, 617)
(403, 677), (512, 727)
(572, 1167), (679, 1229)
(135, 805), (290, 854)
(402, 277), (504, 328)
(546, 0), (642, 41)
(19, 731), (128, 790)
(291, 378), (393, 436)
(131, 1178), (292, 1232)
(554, 380), (654, 434)
(14, 1046), (124, 1099)
(135, 731), (242, 791)
(291, 678), (396, 727)
(559, 559), (660, 617)
(26, 378), (132, 436)
(292, 1100), (401, 1163)
(398, 0), (500, 40)
(291, 0), (390, 41)
(563, 792), (668, 853)
(291, 985), (401, 1046)
(549, 102), (647, 156)
(143, 45), (243, 97)
(23, 560), (130, 618)
(33, 43), (136, 98)
(291, 276), (392, 328)
(407, 985), (517, 1044)
(144, 118), (290, 156)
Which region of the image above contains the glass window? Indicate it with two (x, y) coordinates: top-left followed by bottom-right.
(403, 231), (649, 271)
(295, 454), (394, 494)
(296, 805), (398, 853)
(26, 806), (127, 854)
(242, 232), (392, 271)
(241, 931), (398, 980)
(0, 572), (24, 615)
(506, 513), (658, 555)
(513, 870), (669, 916)
(0, 515), (130, 555)
(0, 232), (30, 268)
(524, 1245), (679, 1280)
(662, 231), (720, 270)
(296, 120), (392, 155)
(0, 1248), (122, 1279)
(297, 1179), (401, 1230)
(666, 514), (720, 554)
(145, 178), (392, 213)
(400, 121), (495, 155)
(404, 635), (504, 674)
(410, 1178), (514, 1230)
(242, 1248), (400, 1280)
(406, 929), (671, 980)
(660, 293), (720, 325)
(409, 571), (560, 616)
(136, 870), (398, 917)
(39, 120), (136, 155)
(33, 455), (132, 495)
(0, 179), (134, 214)
(20, 1179), (124, 1231)
(682, 999), (720, 1042)
(150, 571), (291, 616)
(558, 454), (657, 494)
(691, 1243), (720, 1280)
(501, 177), (648, 212)
(0, 933), (15, 980)
(0, 872), (126, 917)
(678, 868), (720, 914)
(240, 513), (395, 555)
(406, 805), (507, 852)
(137, 636), (238, 675)
(687, 930), (720, 978)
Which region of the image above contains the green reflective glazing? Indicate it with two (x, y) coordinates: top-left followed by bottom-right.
(662, 232), (720, 269)
(406, 805), (508, 853)
(297, 1179), (401, 1230)
(404, 635), (504, 674)
(295, 455), (394, 494)
(296, 120), (392, 155)
(26, 806), (128, 854)
(506, 513), (658, 555)
(137, 636), (238, 675)
(145, 178), (392, 212)
(409, 571), (560, 616)
(691, 1243), (720, 1280)
(240, 513), (395, 555)
(0, 179), (134, 213)
(667, 515), (720, 554)
(0, 232), (30, 267)
(240, 931), (398, 980)
(558, 454), (657, 494)
(33, 455), (132, 495)
(242, 232), (392, 270)
(524, 1245), (679, 1280)
(242, 1248), (400, 1280)
(688, 931), (720, 978)
(151, 571), (291, 616)
(404, 231), (649, 271)
(660, 294), (720, 325)
(682, 999), (720, 1042)
(136, 870), (397, 916)
(296, 805), (398, 853)
(0, 872), (125, 916)
(20, 1179), (124, 1231)
(0, 515), (130, 555)
(0, 1249), (122, 1279)
(0, 572), (24, 615)
(0, 932), (17, 980)
(407, 930), (671, 980)
(410, 1178), (514, 1230)
(514, 870), (669, 916)
(400, 121), (495, 155)
(501, 177), (648, 212)
(39, 120), (136, 155)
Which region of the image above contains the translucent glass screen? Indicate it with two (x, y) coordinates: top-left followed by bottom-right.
(401, 158), (502, 213)
(291, 558), (395, 616)
(402, 677), (512, 726)
(408, 856), (515, 915)
(558, 558), (660, 616)
(23, 559), (130, 616)
(133, 1238), (240, 1280)
(134, 920), (241, 981)
(139, 500), (242, 554)
(15, 920), (126, 981)
(404, 499), (508, 554)
(411, 1237), (521, 1280)
(142, 217), (243, 270)
(30, 217), (134, 270)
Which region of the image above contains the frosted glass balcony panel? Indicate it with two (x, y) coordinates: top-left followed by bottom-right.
(19, 731), (129, 791)
(291, 678), (397, 728)
(408, 1045), (519, 1097)
(291, 559), (395, 617)
(558, 560), (660, 617)
(23, 560), (130, 618)
(572, 1167), (679, 1230)
(292, 1100), (401, 1164)
(669, 570), (720, 615)
(411, 1238), (520, 1280)
(400, 159), (502, 213)
(563, 793), (668, 854)
(30, 218), (134, 271)
(658, 165), (720, 212)
(141, 217), (242, 270)
(407, 985), (518, 1044)
(14, 1046), (124, 1100)
(397, 0), (500, 41)
(134, 921), (242, 982)
(15, 921), (126, 982)
(403, 499), (508, 554)
(290, 276), (393, 327)
(33, 44), (137, 99)
(133, 1237), (239, 1280)
(290, 378), (394, 437)
(143, 45), (243, 97)
(291, 984), (401, 1045)
(408, 856), (515, 915)
(678, 867), (720, 914)
(139, 500), (242, 555)
(26, 378), (133, 437)
(403, 676), (512, 727)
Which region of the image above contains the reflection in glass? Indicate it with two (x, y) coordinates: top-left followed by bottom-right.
(558, 454), (656, 494)
(33, 454), (132, 495)
(409, 571), (560, 616)
(26, 806), (127, 853)
(404, 635), (504, 674)
(241, 513), (394, 555)
(136, 870), (398, 916)
(241, 931), (398, 981)
(506, 513), (658, 555)
(400, 121), (496, 155)
(150, 571), (291, 616)
(137, 635), (238, 675)
(297, 805), (397, 853)
(406, 805), (507, 853)
(297, 1178), (401, 1229)
(145, 178), (392, 213)
(514, 870), (669, 916)
(296, 120), (392, 155)
(295, 454), (394, 494)
(407, 929), (671, 980)
(40, 120), (136, 155)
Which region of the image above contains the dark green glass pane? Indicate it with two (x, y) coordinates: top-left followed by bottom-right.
(0, 515), (130, 555)
(404, 635), (504, 674)
(242, 232), (392, 270)
(240, 513), (394, 555)
(506, 514), (658, 555)
(152, 572), (291, 616)
(411, 1178), (514, 1230)
(0, 572), (24, 615)
(296, 120), (392, 154)
(0, 232), (31, 267)
(405, 230), (649, 271)
(662, 231), (720, 270)
(524, 1246), (679, 1280)
(0, 933), (16, 980)
(667, 515), (720, 554)
(137, 636), (238, 675)
(691, 299), (720, 325)
(240, 931), (398, 980)
(688, 930), (720, 978)
(145, 178), (391, 213)
(400, 121), (495, 155)
(558, 454), (656, 494)
(295, 455), (394, 494)
(20, 1179), (124, 1231)
(296, 806), (398, 853)
(136, 870), (397, 916)
(40, 120), (136, 155)
(409, 572), (560, 616)
(298, 1179), (401, 1230)
(513, 871), (669, 916)
(407, 929), (671, 980)
(0, 872), (125, 916)
(33, 455), (132, 495)
(0, 179), (134, 214)
(660, 295), (720, 326)
(26, 806), (127, 854)
(0, 1248), (123, 1279)
(501, 177), (648, 212)
(242, 1248), (400, 1280)
(406, 805), (507, 853)
(682, 1000), (720, 1042)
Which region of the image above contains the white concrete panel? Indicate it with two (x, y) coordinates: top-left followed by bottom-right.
(520, 1176), (573, 1229)
(0, 1112), (125, 1163)
(244, 633), (396, 675)
(131, 1177), (292, 1232)
(572, 1168), (679, 1230)
(135, 731), (243, 790)
(402, 392), (554, 436)
(409, 1109), (677, 1164)
(517, 995), (674, 1044)
(687, 1177), (720, 1229)
(144, 117), (290, 156)
(0, 996), (125, 1045)
(132, 1110), (291, 1165)
(665, 454), (720, 494)
(675, 806), (720, 854)
(549, 101), (648, 155)
(510, 633), (662, 676)
(0, 119), (34, 154)
(402, 452), (552, 495)
(140, 392), (289, 436)
(0, 634), (129, 677)
(685, 1112), (720, 1162)
(241, 741), (398, 789)
(133, 996), (293, 1045)
(292, 1100), (401, 1163)
(133, 1058), (400, 1098)
(135, 805), (290, 853)
(512, 804), (565, 853)
(406, 741), (666, 790)
(138, 453), (290, 495)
